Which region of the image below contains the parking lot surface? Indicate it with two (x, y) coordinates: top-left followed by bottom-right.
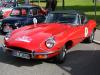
(0, 30), (100, 75)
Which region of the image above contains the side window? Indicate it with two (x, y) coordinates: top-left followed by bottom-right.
(73, 14), (80, 25)
(77, 15), (81, 25)
(80, 15), (87, 24)
(29, 9), (33, 16)
(22, 9), (27, 16)
(29, 8), (38, 16)
(73, 14), (87, 26)
(11, 9), (20, 16)
(81, 15), (85, 24)
(33, 9), (38, 15)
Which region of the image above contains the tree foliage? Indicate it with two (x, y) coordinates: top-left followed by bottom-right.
(17, 0), (25, 4)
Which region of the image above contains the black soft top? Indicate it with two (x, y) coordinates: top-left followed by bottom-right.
(50, 10), (84, 15)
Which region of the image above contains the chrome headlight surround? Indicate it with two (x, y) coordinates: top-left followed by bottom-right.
(5, 32), (12, 40)
(45, 36), (56, 48)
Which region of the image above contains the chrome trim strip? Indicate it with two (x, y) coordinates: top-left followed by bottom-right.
(4, 47), (60, 55)
(4, 47), (33, 55)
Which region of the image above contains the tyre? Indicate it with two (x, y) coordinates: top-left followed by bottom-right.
(87, 30), (95, 43)
(54, 46), (67, 63)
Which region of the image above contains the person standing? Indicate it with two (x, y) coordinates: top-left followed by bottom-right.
(51, 0), (57, 11)
(46, 0), (57, 11)
(45, 0), (52, 11)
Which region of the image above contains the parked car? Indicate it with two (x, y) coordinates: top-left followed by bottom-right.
(0, 1), (15, 19)
(0, 5), (47, 34)
(3, 10), (96, 63)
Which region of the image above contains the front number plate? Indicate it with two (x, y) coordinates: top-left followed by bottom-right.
(12, 51), (30, 59)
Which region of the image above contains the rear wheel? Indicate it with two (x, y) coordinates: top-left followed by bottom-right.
(87, 30), (95, 43)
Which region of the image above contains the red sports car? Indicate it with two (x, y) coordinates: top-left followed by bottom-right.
(3, 10), (96, 63)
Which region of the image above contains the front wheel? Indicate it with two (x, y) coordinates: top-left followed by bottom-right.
(54, 46), (67, 63)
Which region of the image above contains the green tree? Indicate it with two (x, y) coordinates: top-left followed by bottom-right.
(18, 0), (25, 4)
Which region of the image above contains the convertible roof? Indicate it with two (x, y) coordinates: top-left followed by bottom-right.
(50, 10), (83, 15)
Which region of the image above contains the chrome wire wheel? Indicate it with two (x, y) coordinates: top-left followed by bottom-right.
(90, 31), (95, 42)
(87, 31), (95, 43)
(55, 46), (67, 63)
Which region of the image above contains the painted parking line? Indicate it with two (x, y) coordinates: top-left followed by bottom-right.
(93, 40), (100, 45)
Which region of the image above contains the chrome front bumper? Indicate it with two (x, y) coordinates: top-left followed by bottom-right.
(3, 47), (34, 59)
(3, 47), (60, 59)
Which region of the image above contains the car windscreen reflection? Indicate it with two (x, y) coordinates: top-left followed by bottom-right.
(45, 13), (76, 24)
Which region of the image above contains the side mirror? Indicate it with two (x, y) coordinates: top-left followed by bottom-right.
(83, 18), (88, 24)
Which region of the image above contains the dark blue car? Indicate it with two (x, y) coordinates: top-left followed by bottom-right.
(0, 5), (46, 33)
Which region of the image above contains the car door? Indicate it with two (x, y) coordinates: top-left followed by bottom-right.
(80, 14), (92, 39)
(71, 14), (87, 43)
(77, 14), (88, 39)
(76, 14), (91, 41)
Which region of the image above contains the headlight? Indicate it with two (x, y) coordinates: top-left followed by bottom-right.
(5, 32), (11, 40)
(45, 37), (56, 48)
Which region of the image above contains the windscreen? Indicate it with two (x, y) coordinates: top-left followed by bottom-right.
(45, 13), (76, 24)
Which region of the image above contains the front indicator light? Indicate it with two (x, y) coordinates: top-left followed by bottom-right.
(5, 32), (12, 40)
(34, 55), (48, 59)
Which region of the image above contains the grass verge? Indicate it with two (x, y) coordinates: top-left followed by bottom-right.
(33, 0), (100, 28)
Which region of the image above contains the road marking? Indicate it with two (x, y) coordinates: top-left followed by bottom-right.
(93, 40), (100, 45)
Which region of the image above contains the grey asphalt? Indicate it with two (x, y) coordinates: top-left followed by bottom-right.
(94, 30), (100, 41)
(0, 30), (100, 75)
(94, 29), (100, 44)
